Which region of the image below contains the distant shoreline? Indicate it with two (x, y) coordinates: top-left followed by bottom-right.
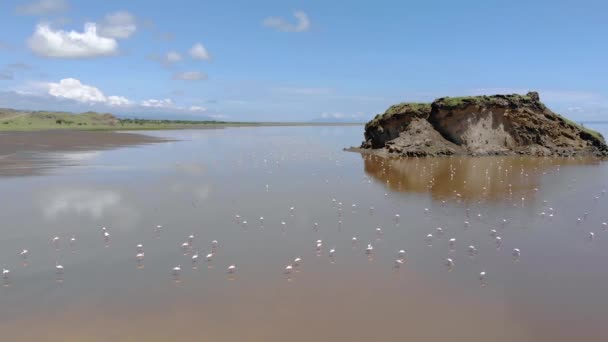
(0, 108), (363, 132)
(0, 122), (364, 132)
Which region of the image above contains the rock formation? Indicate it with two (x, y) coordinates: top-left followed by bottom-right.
(360, 92), (607, 157)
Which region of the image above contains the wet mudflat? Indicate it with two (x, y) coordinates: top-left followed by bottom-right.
(0, 130), (170, 177)
(0, 125), (607, 341)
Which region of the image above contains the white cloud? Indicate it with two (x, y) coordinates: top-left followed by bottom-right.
(47, 78), (131, 106)
(319, 112), (367, 121)
(28, 23), (118, 58)
(141, 98), (174, 108)
(49, 78), (105, 102)
(263, 10), (310, 32)
(189, 106), (207, 112)
(166, 51), (182, 63)
(17, 0), (68, 15)
(321, 112), (346, 119)
(98, 11), (136, 39)
(189, 43), (211, 61)
(209, 114), (227, 120)
(173, 71), (207, 81)
(107, 95), (131, 106)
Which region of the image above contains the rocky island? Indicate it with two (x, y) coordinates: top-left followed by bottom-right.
(358, 92), (607, 157)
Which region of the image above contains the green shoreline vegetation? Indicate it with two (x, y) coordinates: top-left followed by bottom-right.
(0, 108), (361, 131)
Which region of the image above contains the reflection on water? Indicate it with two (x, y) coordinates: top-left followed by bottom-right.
(363, 154), (603, 202)
(0, 125), (607, 341)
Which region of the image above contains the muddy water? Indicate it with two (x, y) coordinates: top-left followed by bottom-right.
(0, 125), (607, 341)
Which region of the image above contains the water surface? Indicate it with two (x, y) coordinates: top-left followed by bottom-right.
(1, 124), (607, 341)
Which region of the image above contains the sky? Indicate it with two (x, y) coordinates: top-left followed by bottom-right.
(0, 0), (607, 122)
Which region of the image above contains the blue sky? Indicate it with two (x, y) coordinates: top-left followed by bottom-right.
(0, 0), (607, 122)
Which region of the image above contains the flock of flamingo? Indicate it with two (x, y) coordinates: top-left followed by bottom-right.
(2, 156), (607, 289)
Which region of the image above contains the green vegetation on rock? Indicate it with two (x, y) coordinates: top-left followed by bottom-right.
(367, 102), (431, 129)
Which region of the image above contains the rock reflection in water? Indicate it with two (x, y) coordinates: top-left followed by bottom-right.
(362, 154), (602, 202)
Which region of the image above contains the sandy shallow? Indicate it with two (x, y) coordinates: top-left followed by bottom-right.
(0, 130), (169, 177)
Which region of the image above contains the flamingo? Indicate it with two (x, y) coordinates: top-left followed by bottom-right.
(19, 249), (28, 259)
(479, 271), (487, 283)
(495, 236), (502, 247)
(284, 265), (293, 274)
(227, 264), (237, 274)
(52, 236), (60, 249)
(293, 257), (302, 267)
(512, 248), (521, 259)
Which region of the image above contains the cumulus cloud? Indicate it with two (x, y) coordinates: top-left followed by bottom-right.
(47, 78), (131, 106)
(28, 23), (118, 58)
(172, 71), (207, 81)
(263, 10), (310, 32)
(98, 11), (136, 39)
(106, 95), (131, 106)
(17, 0), (68, 15)
(189, 43), (211, 61)
(189, 106), (207, 112)
(141, 98), (174, 108)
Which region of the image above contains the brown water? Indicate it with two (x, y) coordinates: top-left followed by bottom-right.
(1, 125), (608, 341)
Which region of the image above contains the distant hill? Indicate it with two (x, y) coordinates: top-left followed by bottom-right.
(0, 108), (228, 131)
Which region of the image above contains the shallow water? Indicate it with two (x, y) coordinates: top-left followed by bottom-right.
(1, 124), (608, 341)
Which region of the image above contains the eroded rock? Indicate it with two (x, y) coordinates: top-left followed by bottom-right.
(359, 92), (607, 157)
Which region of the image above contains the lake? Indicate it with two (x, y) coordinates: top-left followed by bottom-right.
(1, 124), (607, 341)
